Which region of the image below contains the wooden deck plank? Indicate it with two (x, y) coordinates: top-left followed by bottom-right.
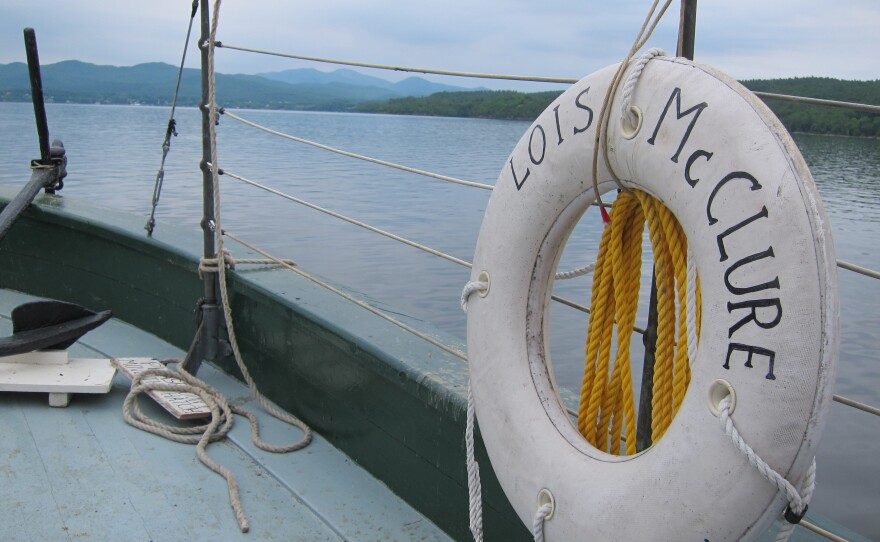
(0, 395), (70, 542)
(202, 362), (453, 542)
(77, 384), (340, 542)
(16, 391), (158, 541)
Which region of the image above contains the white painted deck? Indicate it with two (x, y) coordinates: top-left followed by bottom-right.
(0, 289), (451, 542)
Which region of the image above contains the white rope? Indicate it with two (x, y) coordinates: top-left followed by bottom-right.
(224, 229), (470, 362)
(209, 0), (312, 455)
(555, 262), (596, 280)
(215, 42), (579, 85)
(620, 47), (666, 126)
(686, 246), (698, 367)
(717, 396), (817, 538)
(461, 280), (489, 313)
(532, 503), (554, 542)
(222, 111), (493, 190)
(775, 460), (817, 542)
(591, 0), (674, 205)
(221, 169), (474, 268)
(466, 385), (484, 542)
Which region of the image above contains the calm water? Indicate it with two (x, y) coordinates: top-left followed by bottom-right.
(1, 102), (878, 538)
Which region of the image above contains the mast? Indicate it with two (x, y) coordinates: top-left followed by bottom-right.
(677, 0), (698, 62)
(189, 0), (220, 374)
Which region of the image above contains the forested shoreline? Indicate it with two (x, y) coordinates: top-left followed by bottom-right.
(356, 77), (880, 138)
(2, 60), (876, 137)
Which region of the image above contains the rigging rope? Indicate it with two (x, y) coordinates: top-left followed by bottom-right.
(122, 3), (311, 534)
(222, 229), (469, 362)
(215, 42), (578, 85)
(224, 167), (604, 321)
(221, 110), (493, 190)
(591, 0), (673, 209)
(145, 0), (199, 236)
(206, 2), (313, 531)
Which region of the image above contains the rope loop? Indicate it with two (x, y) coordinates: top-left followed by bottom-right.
(199, 248), (296, 278)
(532, 502), (554, 542)
(620, 47), (666, 126)
(716, 396), (817, 542)
(113, 355), (313, 533)
(461, 280), (489, 313)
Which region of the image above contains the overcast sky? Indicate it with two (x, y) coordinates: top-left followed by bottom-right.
(1, 0), (878, 90)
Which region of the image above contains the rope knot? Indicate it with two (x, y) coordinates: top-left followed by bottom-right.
(199, 248), (236, 278)
(620, 47), (666, 126)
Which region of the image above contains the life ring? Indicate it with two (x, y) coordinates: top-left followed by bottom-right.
(466, 56), (838, 540)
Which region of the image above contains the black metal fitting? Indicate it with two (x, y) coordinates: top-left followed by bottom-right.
(783, 504), (808, 525)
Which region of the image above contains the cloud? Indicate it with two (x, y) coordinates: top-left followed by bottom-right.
(1, 0), (877, 90)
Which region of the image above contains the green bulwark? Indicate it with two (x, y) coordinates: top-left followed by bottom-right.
(0, 187), (527, 541)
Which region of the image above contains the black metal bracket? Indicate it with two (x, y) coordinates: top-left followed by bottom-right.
(0, 29), (68, 244)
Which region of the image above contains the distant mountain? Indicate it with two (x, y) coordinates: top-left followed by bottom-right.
(0, 60), (205, 104)
(0, 60), (464, 110)
(258, 68), (395, 89)
(256, 68), (483, 97)
(4, 61), (874, 136)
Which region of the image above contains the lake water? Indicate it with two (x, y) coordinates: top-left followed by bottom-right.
(1, 102), (878, 539)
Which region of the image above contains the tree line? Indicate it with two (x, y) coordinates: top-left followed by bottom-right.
(356, 77), (880, 138)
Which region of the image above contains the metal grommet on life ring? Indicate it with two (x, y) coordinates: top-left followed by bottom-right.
(620, 105), (643, 139)
(466, 56), (838, 540)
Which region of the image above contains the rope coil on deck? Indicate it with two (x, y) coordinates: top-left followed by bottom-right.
(206, 2), (313, 531)
(114, 2), (312, 532)
(113, 360), (313, 533)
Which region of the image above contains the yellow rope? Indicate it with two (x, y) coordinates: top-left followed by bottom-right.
(577, 190), (700, 454)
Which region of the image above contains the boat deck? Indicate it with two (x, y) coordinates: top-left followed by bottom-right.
(0, 289), (451, 542)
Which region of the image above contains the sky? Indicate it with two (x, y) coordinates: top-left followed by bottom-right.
(1, 0), (878, 91)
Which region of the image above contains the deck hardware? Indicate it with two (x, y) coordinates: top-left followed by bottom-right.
(708, 379), (736, 417)
(537, 488), (555, 520)
(621, 106), (643, 139)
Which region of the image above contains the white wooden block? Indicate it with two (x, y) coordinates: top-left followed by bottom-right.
(0, 358), (116, 394)
(114, 357), (211, 420)
(49, 392), (71, 407)
(0, 350), (68, 365)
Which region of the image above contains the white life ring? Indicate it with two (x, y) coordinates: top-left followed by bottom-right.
(467, 57), (838, 540)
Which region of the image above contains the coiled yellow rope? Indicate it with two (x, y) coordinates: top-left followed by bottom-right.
(578, 190), (701, 455)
